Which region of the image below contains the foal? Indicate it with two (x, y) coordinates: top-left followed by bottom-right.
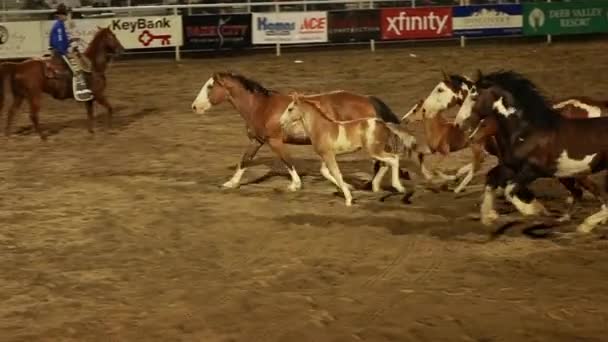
(280, 93), (420, 206)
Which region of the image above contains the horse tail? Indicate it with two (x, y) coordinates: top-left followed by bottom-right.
(0, 62), (17, 113)
(369, 96), (401, 124)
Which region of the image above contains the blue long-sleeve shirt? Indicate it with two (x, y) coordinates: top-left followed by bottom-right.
(49, 20), (69, 55)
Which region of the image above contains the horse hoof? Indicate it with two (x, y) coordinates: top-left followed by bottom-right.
(576, 222), (595, 234)
(287, 183), (301, 192)
(481, 210), (499, 226)
(557, 214), (571, 223)
(222, 180), (239, 189)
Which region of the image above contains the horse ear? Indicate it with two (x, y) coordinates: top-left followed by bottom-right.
(475, 69), (483, 81)
(441, 69), (450, 82)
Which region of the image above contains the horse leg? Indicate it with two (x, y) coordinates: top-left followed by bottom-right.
(85, 100), (95, 134)
(480, 165), (513, 225)
(223, 138), (263, 189)
(504, 164), (549, 217)
(322, 152), (353, 206)
(371, 163), (390, 193)
(372, 153), (406, 193)
(557, 177), (584, 222)
(267, 138), (302, 191)
(574, 177), (608, 233)
(454, 143), (484, 193)
(5, 95), (23, 137)
(95, 95), (113, 129)
(27, 95), (45, 140)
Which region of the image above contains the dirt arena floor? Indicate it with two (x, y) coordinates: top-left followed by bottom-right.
(2, 39), (608, 341)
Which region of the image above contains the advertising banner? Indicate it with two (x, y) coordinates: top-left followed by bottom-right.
(523, 1), (608, 36)
(453, 4), (522, 37)
(42, 16), (183, 50)
(381, 7), (452, 40)
(328, 9), (380, 43)
(183, 14), (251, 50)
(252, 11), (328, 44)
(0, 21), (44, 58)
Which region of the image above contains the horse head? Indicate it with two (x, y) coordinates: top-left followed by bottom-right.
(418, 70), (473, 118)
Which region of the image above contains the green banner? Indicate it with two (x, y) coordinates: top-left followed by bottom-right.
(523, 1), (608, 36)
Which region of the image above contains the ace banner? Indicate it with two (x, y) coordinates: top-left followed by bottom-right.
(523, 0), (608, 36)
(183, 14), (251, 50)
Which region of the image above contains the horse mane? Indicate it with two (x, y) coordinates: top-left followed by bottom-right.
(84, 28), (108, 57)
(476, 70), (561, 129)
(448, 74), (474, 89)
(217, 72), (275, 97)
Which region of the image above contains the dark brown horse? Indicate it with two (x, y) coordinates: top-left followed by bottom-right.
(0, 27), (124, 140)
(191, 72), (407, 192)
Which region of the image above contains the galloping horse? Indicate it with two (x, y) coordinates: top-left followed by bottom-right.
(406, 71), (608, 194)
(458, 70), (608, 233)
(0, 27), (124, 140)
(280, 93), (422, 205)
(190, 72), (407, 192)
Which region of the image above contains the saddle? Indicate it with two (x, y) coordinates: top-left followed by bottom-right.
(38, 52), (94, 102)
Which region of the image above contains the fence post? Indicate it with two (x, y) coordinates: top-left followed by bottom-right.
(174, 7), (181, 61)
(412, 0), (416, 8)
(275, 2), (281, 57)
(546, 0), (552, 44)
(370, 39), (375, 52)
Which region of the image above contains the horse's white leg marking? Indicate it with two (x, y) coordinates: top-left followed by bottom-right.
(454, 163), (474, 193)
(287, 166), (302, 192)
(481, 185), (499, 225)
(324, 155), (352, 206)
(223, 167), (246, 188)
(320, 162), (339, 187)
(371, 164), (389, 193)
(577, 204), (608, 233)
(505, 183), (548, 216)
(373, 154), (405, 193)
(420, 163), (435, 180)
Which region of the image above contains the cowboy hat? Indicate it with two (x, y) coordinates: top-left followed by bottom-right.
(54, 3), (71, 16)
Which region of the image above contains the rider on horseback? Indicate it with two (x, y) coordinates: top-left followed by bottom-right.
(49, 3), (93, 102)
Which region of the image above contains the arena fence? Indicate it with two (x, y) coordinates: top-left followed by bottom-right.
(0, 0), (605, 61)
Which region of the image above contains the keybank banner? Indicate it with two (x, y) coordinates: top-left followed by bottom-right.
(42, 15), (183, 49)
(453, 4), (522, 37)
(523, 1), (608, 36)
(252, 12), (328, 44)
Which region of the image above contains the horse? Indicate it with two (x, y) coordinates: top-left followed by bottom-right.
(458, 70), (608, 233)
(190, 72), (408, 192)
(405, 71), (608, 194)
(0, 27), (124, 140)
(401, 71), (486, 193)
(279, 93), (422, 206)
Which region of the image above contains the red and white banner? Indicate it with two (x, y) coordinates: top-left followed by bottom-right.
(381, 7), (453, 40)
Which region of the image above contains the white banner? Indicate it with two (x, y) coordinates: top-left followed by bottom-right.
(0, 21), (44, 59)
(252, 12), (328, 44)
(42, 15), (183, 50)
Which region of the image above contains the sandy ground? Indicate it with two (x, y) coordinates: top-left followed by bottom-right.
(2, 40), (608, 342)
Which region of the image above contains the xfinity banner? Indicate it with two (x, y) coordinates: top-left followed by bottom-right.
(381, 7), (453, 40)
(183, 14), (251, 50)
(252, 12), (328, 44)
(453, 4), (523, 37)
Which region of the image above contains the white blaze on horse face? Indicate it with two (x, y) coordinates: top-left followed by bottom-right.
(191, 77), (214, 114)
(492, 97), (517, 117)
(420, 82), (458, 117)
(454, 91), (476, 126)
(553, 99), (602, 118)
(555, 150), (597, 177)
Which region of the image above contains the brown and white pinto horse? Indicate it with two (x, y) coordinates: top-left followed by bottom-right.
(190, 72), (405, 191)
(0, 27), (124, 140)
(407, 71), (608, 194)
(458, 70), (608, 233)
(279, 93), (421, 206)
